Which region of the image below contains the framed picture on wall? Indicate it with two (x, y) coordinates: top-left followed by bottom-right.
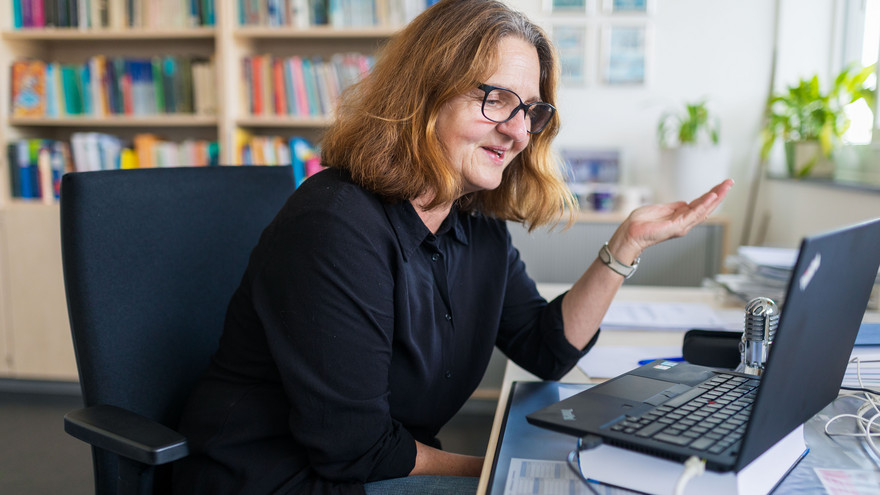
(543, 0), (590, 15)
(602, 0), (655, 14)
(601, 24), (650, 85)
(553, 25), (588, 86)
(561, 149), (621, 184)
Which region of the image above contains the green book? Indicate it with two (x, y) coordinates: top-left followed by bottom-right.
(151, 57), (165, 114)
(61, 65), (83, 115)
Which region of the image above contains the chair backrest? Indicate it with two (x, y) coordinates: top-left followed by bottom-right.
(60, 166), (295, 494)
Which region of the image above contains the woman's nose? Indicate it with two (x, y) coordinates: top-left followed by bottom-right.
(496, 109), (529, 142)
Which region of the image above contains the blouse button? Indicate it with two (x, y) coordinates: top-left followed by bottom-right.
(431, 253), (440, 261)
(445, 371), (453, 379)
(445, 313), (452, 321)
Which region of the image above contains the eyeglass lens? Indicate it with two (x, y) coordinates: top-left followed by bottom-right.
(481, 87), (554, 134)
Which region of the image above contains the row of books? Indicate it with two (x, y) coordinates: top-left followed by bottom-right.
(237, 0), (431, 28)
(10, 56), (216, 118)
(72, 132), (220, 170)
(6, 134), (221, 200)
(6, 139), (69, 202)
(242, 53), (372, 118)
(6, 132), (323, 201)
(11, 0), (216, 29)
(234, 131), (321, 185)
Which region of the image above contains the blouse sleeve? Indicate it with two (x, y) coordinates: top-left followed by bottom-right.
(249, 190), (416, 484)
(494, 228), (599, 380)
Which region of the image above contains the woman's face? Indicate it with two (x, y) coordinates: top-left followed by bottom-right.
(436, 36), (541, 196)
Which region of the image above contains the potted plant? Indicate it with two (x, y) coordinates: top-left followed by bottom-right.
(656, 100), (730, 203)
(760, 63), (876, 178)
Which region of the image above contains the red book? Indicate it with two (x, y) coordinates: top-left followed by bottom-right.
(251, 56), (263, 116)
(273, 58), (286, 116)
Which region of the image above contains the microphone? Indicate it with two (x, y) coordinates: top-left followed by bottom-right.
(736, 297), (780, 376)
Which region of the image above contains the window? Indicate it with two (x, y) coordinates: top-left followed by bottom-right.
(842, 0), (879, 144)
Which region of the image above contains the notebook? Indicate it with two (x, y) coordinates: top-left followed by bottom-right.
(527, 217), (880, 473)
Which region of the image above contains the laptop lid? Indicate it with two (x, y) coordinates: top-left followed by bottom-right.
(734, 217), (880, 470)
(526, 217), (880, 472)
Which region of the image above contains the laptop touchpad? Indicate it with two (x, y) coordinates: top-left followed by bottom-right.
(594, 375), (676, 402)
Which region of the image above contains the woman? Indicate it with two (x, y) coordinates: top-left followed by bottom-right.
(174, 0), (733, 493)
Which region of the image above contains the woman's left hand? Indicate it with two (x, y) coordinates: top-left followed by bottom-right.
(562, 179), (734, 350)
(607, 179), (734, 263)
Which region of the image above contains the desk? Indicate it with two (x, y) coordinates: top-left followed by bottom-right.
(476, 285), (880, 495)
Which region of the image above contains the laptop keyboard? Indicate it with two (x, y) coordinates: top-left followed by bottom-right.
(609, 373), (760, 455)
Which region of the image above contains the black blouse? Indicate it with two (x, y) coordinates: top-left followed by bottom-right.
(173, 167), (597, 494)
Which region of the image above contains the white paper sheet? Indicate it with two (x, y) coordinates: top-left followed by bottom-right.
(816, 468), (880, 495)
(504, 458), (630, 495)
(504, 458), (592, 495)
(577, 345), (682, 378)
(602, 301), (726, 330)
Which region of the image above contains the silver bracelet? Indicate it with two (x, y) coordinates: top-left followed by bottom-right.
(598, 242), (640, 279)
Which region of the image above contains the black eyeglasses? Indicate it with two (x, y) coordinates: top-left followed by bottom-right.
(477, 83), (556, 134)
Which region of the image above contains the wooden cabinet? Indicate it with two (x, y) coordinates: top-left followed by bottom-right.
(0, 204), (75, 379)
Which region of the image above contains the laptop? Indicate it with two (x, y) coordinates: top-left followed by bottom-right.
(527, 217), (880, 473)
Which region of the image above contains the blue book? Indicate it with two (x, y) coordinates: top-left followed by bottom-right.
(45, 63), (58, 117)
(288, 137), (311, 186)
(49, 141), (67, 198)
(18, 140), (36, 198)
(300, 58), (319, 116)
(855, 322), (880, 346)
(203, 0), (215, 25)
(13, 0), (23, 28)
(7, 143), (21, 198)
(80, 63), (92, 116)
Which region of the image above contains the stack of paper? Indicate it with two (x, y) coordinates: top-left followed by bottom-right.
(712, 246), (796, 305)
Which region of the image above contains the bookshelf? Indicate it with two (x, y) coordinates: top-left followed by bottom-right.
(0, 0), (418, 380)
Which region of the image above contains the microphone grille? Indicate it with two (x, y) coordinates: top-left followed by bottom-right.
(743, 297), (780, 341)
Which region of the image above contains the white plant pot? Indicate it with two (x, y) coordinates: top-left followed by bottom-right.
(658, 145), (731, 205)
(785, 140), (834, 178)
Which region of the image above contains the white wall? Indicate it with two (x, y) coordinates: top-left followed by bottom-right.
(506, 0), (849, 251)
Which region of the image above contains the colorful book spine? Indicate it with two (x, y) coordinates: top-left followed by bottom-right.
(289, 56), (309, 117)
(10, 59), (47, 118)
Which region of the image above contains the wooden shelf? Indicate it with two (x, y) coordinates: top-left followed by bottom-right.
(9, 115), (219, 127)
(233, 25), (397, 39)
(237, 116), (335, 128)
(0, 199), (59, 210)
(1, 27), (216, 40)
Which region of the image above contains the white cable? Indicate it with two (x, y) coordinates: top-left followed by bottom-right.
(825, 356), (880, 459)
(673, 455), (705, 495)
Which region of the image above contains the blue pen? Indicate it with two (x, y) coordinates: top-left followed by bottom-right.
(638, 357), (685, 366)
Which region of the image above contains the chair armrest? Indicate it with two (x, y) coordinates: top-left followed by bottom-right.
(64, 404), (189, 466)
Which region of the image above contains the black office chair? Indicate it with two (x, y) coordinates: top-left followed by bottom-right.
(60, 166), (295, 495)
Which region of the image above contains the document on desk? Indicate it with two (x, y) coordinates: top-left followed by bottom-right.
(504, 458), (629, 495)
(577, 345), (682, 379)
(816, 468), (880, 495)
(602, 301), (728, 330)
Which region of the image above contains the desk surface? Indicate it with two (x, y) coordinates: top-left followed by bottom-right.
(483, 381), (880, 495)
(476, 285), (880, 495)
